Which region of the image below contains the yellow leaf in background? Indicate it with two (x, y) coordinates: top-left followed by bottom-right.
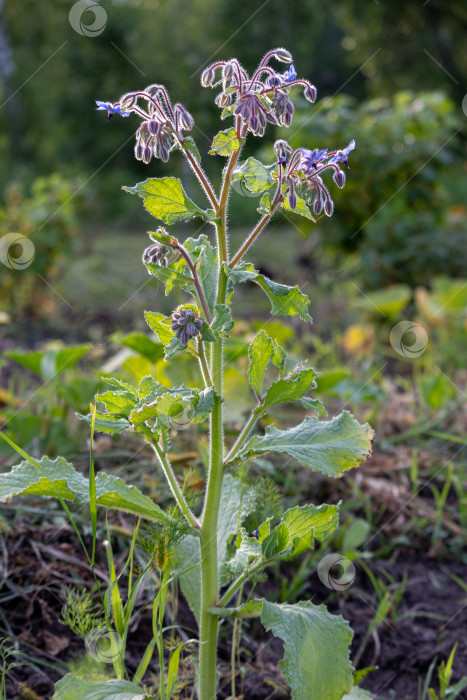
(342, 324), (375, 355)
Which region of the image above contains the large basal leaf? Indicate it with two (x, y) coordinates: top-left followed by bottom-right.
(174, 475), (257, 622)
(248, 330), (274, 396)
(209, 127), (244, 156)
(240, 411), (373, 477)
(0, 456), (173, 525)
(261, 600), (354, 700)
(225, 263), (312, 322)
(232, 157), (275, 194)
(123, 177), (207, 224)
(53, 674), (153, 700)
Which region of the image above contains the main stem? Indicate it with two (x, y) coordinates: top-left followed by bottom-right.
(198, 144), (242, 699)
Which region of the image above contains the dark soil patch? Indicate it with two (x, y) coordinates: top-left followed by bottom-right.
(2, 516), (467, 699)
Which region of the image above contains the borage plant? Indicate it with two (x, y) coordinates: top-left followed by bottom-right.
(0, 49), (373, 699)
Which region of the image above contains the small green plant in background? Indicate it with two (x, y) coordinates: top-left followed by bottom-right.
(0, 49), (374, 699)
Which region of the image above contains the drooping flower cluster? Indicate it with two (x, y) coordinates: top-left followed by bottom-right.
(95, 85), (194, 164)
(142, 241), (180, 268)
(200, 48), (317, 136)
(274, 138), (356, 217)
(171, 308), (203, 346)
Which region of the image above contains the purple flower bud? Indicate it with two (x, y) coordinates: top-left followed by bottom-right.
(142, 145), (152, 164)
(313, 197), (324, 215)
(249, 115), (259, 134)
(148, 119), (160, 136)
(274, 139), (291, 157)
(215, 92), (232, 108)
(156, 142), (169, 162)
(201, 66), (215, 87)
(120, 92), (137, 109)
(285, 99), (294, 116)
(324, 198), (334, 217)
(134, 142), (143, 161)
(304, 84), (317, 103)
(272, 48), (293, 63)
(288, 191), (297, 210)
(333, 169), (346, 188)
(145, 84), (162, 97)
(223, 62), (234, 80)
(266, 111), (278, 124)
(175, 103), (194, 131)
(282, 112), (292, 127)
(171, 308), (203, 346)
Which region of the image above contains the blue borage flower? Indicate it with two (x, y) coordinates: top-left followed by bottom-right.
(201, 48), (317, 136)
(94, 88), (195, 164)
(95, 100), (130, 119)
(274, 138), (356, 218)
(330, 139), (356, 167)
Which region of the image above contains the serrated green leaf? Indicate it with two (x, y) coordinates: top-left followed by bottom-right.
(78, 412), (130, 435)
(226, 528), (262, 576)
(261, 522), (290, 559)
(97, 390), (136, 417)
(225, 263), (312, 322)
(0, 456), (173, 525)
(200, 322), (217, 343)
(181, 136), (201, 164)
(281, 503), (339, 558)
(144, 312), (175, 346)
(261, 600), (353, 700)
(299, 396), (327, 415)
(211, 304), (234, 336)
(104, 377), (138, 398)
(209, 127), (243, 156)
(248, 330), (274, 396)
(53, 674), (153, 700)
(232, 157), (275, 194)
(259, 367), (317, 413)
(271, 342), (287, 376)
(123, 177), (206, 224)
(240, 411), (373, 477)
(282, 194), (316, 221)
(209, 598), (263, 618)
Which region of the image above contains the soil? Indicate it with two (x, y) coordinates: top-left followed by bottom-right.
(2, 506), (467, 700)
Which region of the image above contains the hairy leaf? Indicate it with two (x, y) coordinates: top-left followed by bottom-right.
(232, 157), (275, 194)
(259, 367), (317, 413)
(144, 311), (175, 346)
(248, 330), (274, 396)
(261, 600), (354, 699)
(282, 193), (316, 221)
(123, 177), (206, 224)
(240, 411), (374, 477)
(225, 263), (312, 322)
(210, 128), (243, 156)
(281, 503), (339, 558)
(53, 674), (153, 700)
(0, 456), (173, 524)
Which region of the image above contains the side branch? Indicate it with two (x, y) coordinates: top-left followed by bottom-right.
(229, 185), (284, 267)
(183, 145), (219, 211)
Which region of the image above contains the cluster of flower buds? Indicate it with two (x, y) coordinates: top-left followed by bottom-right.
(201, 48), (317, 136)
(96, 85), (195, 164)
(171, 307), (204, 346)
(274, 138), (356, 217)
(142, 241), (180, 268)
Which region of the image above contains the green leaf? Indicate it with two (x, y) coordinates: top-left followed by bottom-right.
(261, 522), (290, 559)
(240, 411), (374, 477)
(271, 341), (287, 376)
(123, 177), (206, 225)
(53, 674), (153, 700)
(97, 391), (136, 417)
(299, 396), (327, 415)
(248, 330), (274, 396)
(5, 345), (90, 380)
(112, 332), (164, 363)
(182, 234), (219, 315)
(209, 598), (263, 619)
(209, 127), (244, 156)
(0, 456), (173, 525)
(282, 194), (316, 221)
(78, 412), (130, 435)
(181, 136), (201, 164)
(259, 367), (317, 413)
(257, 191), (272, 215)
(225, 263), (312, 322)
(232, 157), (275, 194)
(211, 304), (234, 336)
(342, 687), (374, 699)
(225, 528), (262, 576)
(281, 503), (339, 558)
(261, 600), (353, 700)
(144, 311), (175, 346)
